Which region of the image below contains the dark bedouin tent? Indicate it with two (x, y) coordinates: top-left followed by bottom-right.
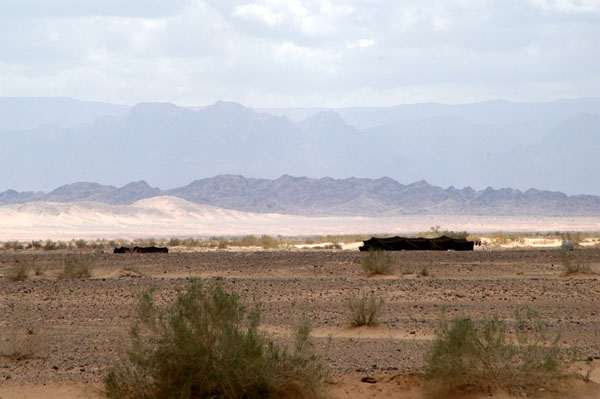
(359, 235), (474, 251)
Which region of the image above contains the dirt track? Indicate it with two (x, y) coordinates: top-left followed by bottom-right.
(1, 248), (600, 398)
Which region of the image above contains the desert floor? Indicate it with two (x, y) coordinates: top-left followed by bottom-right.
(1, 248), (600, 398)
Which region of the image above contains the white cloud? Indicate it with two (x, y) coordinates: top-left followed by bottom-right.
(529, 0), (600, 13)
(0, 0), (598, 107)
(232, 3), (284, 26)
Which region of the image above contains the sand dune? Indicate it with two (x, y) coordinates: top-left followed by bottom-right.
(0, 196), (599, 240)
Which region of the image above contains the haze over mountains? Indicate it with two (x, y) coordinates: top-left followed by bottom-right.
(1, 97), (599, 197)
(2, 175), (600, 217)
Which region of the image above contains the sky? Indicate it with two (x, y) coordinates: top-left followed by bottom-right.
(0, 0), (599, 108)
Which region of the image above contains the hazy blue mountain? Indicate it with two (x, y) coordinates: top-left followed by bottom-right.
(333, 98), (600, 129)
(2, 175), (600, 216)
(0, 97), (129, 131)
(1, 97), (599, 195)
(493, 114), (600, 194)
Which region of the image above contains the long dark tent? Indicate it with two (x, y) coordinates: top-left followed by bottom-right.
(359, 235), (474, 251)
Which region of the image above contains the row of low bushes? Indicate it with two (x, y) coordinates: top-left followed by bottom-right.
(97, 281), (573, 399)
(5, 254), (96, 280)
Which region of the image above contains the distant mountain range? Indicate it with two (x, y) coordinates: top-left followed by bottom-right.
(2, 175), (599, 216)
(1, 97), (599, 195)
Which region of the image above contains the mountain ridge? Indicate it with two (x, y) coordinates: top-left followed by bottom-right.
(1, 97), (599, 194)
(1, 175), (599, 217)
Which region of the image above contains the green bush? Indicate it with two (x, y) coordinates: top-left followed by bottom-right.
(361, 249), (394, 276)
(346, 293), (384, 327)
(425, 308), (569, 395)
(103, 281), (324, 399)
(59, 255), (95, 279)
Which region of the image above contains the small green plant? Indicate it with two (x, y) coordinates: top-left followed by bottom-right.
(6, 260), (30, 281)
(346, 292), (384, 327)
(59, 255), (95, 279)
(424, 308), (570, 396)
(102, 281), (324, 399)
(361, 249), (394, 276)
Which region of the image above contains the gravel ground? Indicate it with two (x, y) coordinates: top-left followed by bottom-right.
(1, 248), (599, 385)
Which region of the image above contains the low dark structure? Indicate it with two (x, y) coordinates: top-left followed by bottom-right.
(113, 246), (169, 254)
(359, 235), (474, 251)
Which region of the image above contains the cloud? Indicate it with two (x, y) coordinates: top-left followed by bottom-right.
(232, 3), (284, 26)
(0, 0), (598, 106)
(528, 0), (600, 14)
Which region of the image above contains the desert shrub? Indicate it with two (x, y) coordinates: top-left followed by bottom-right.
(4, 241), (24, 250)
(59, 254), (95, 279)
(30, 240), (43, 249)
(424, 308), (569, 395)
(102, 281), (324, 399)
(33, 261), (48, 276)
(217, 237), (229, 249)
(73, 239), (88, 249)
(346, 293), (384, 327)
(241, 235), (260, 247)
(361, 249), (394, 276)
(0, 327), (43, 360)
(168, 237), (181, 246)
(260, 234), (280, 249)
(42, 240), (58, 251)
(441, 230), (469, 239)
(419, 266), (430, 277)
(558, 249), (593, 276)
(6, 260), (30, 281)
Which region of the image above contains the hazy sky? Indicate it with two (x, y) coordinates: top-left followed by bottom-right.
(1, 0), (599, 107)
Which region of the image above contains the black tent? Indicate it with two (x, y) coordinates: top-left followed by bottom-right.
(359, 235), (474, 251)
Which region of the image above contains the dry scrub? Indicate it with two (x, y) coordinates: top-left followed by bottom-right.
(346, 293), (384, 327)
(5, 260), (31, 281)
(424, 308), (570, 396)
(559, 249), (594, 276)
(59, 254), (95, 279)
(103, 281), (325, 399)
(361, 249), (394, 276)
(0, 327), (43, 361)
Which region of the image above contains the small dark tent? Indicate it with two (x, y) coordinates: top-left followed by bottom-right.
(359, 235), (474, 251)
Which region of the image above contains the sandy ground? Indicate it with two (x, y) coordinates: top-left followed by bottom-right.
(1, 197), (600, 240)
(1, 248), (600, 398)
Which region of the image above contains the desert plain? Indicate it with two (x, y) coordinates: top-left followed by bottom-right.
(0, 244), (600, 399)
